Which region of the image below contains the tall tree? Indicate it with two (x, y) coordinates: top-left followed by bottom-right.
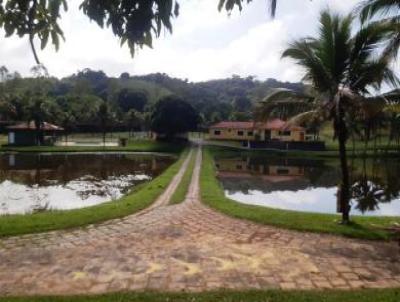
(24, 96), (55, 145)
(97, 102), (112, 146)
(0, 0), (277, 63)
(257, 10), (399, 223)
(150, 95), (199, 140)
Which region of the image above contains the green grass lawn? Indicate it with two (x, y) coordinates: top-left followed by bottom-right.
(169, 149), (197, 204)
(0, 149), (188, 238)
(2, 289), (400, 302)
(0, 139), (185, 154)
(0, 134), (6, 145)
(200, 148), (400, 240)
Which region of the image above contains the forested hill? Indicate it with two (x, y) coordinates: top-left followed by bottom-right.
(0, 68), (304, 130)
(129, 73), (304, 123)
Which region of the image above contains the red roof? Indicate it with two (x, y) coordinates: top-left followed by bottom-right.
(7, 121), (64, 131)
(255, 119), (287, 130)
(210, 121), (254, 129)
(210, 119), (304, 131)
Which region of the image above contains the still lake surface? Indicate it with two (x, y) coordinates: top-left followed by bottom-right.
(216, 155), (400, 216)
(0, 152), (175, 215)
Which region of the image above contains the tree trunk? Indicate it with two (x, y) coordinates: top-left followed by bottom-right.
(336, 113), (351, 224)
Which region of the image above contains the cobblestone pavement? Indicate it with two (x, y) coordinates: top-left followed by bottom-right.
(0, 147), (399, 296)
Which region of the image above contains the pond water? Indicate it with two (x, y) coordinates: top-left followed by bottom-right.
(215, 154), (400, 216)
(0, 153), (175, 215)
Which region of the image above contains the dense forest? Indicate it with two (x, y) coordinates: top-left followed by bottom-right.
(0, 66), (304, 134)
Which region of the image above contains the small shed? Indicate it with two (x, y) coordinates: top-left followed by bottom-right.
(6, 121), (64, 146)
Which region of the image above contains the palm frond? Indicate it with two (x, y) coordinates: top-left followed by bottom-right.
(317, 11), (352, 84)
(282, 39), (334, 92)
(361, 96), (388, 118)
(358, 0), (400, 23)
(255, 89), (314, 121)
(261, 88), (313, 103)
(349, 57), (400, 92)
(285, 110), (323, 128)
(350, 21), (392, 63)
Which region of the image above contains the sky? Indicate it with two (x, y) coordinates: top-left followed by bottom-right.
(0, 0), (375, 82)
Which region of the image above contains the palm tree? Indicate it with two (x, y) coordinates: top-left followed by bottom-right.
(359, 0), (400, 59)
(257, 10), (399, 224)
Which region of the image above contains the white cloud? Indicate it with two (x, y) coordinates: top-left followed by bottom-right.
(0, 0), (393, 82)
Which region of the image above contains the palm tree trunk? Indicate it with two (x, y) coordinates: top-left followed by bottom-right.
(336, 107), (351, 224)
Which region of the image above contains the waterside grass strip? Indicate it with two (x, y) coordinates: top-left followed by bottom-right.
(0, 149), (189, 238)
(200, 148), (400, 240)
(0, 140), (185, 154)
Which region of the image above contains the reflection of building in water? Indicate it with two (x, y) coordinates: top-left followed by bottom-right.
(214, 156), (341, 194)
(215, 158), (305, 179)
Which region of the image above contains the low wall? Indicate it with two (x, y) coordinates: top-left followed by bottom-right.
(247, 140), (326, 151)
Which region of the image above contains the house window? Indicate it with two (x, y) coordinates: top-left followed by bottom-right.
(248, 131), (254, 136)
(279, 131), (291, 136)
(238, 131), (244, 136)
(236, 164), (243, 170)
(214, 130), (221, 135)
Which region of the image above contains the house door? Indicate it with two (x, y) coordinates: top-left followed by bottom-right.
(265, 130), (271, 141)
(300, 132), (305, 141)
(8, 132), (15, 144)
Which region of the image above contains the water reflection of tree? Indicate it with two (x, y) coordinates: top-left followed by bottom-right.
(217, 155), (400, 215)
(351, 158), (400, 214)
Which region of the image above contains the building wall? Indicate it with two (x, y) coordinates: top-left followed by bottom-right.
(209, 128), (255, 141)
(271, 130), (305, 142)
(10, 131), (37, 146)
(209, 128), (305, 142)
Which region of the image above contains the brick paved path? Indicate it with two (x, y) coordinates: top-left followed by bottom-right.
(0, 147), (399, 296)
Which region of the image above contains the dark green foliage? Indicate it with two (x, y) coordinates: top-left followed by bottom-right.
(219, 0), (277, 17)
(0, 0), (67, 63)
(79, 0), (180, 57)
(150, 95), (199, 139)
(0, 67), (306, 132)
(117, 89), (148, 112)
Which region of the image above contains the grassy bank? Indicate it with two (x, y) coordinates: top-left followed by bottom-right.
(0, 140), (185, 154)
(205, 142), (400, 159)
(0, 150), (188, 238)
(2, 289), (400, 302)
(169, 149), (197, 204)
(200, 149), (400, 240)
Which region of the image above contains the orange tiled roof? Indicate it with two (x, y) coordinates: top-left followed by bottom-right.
(210, 119), (304, 131)
(7, 121), (64, 131)
(210, 121), (254, 129)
